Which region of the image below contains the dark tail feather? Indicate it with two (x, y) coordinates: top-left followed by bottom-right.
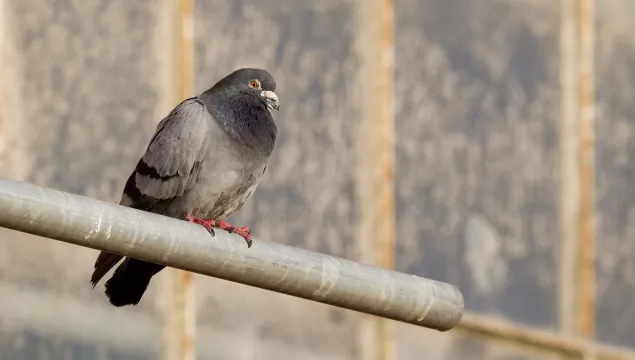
(104, 258), (164, 307)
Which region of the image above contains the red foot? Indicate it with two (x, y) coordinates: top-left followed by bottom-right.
(186, 214), (216, 235)
(186, 215), (253, 248)
(216, 220), (252, 248)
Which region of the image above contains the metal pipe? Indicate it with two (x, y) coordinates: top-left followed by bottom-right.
(0, 178), (464, 331)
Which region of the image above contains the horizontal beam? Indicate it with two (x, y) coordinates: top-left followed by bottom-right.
(459, 313), (635, 360)
(0, 178), (463, 331)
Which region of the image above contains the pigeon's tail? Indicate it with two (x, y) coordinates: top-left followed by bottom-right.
(104, 258), (164, 307)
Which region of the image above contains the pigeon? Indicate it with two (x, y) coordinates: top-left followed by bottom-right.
(90, 68), (279, 307)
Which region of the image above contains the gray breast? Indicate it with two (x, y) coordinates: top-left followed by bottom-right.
(185, 161), (262, 220)
(183, 124), (267, 220)
(172, 100), (272, 220)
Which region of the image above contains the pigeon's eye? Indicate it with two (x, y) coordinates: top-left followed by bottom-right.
(249, 80), (260, 89)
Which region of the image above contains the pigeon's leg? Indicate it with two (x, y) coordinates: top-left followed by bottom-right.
(186, 213), (216, 236)
(214, 220), (253, 248)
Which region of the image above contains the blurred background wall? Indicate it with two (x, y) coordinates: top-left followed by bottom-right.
(1, 0), (634, 359)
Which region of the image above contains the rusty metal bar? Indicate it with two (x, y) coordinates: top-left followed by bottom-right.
(377, 0), (396, 275)
(0, 0), (4, 145)
(559, 0), (596, 338)
(559, 0), (581, 336)
(577, 0), (596, 339)
(459, 313), (634, 360)
(377, 0), (396, 359)
(0, 178), (464, 331)
(177, 0), (194, 99)
(162, 0), (196, 359)
(354, 0), (397, 358)
(558, 0), (580, 334)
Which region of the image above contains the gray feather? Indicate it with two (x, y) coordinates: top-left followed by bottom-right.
(135, 98), (209, 200)
(92, 98), (210, 286)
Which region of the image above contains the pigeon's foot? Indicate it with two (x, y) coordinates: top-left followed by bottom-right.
(186, 214), (216, 236)
(215, 220), (253, 248)
(185, 214), (252, 248)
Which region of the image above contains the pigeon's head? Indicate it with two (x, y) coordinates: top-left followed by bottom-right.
(212, 68), (280, 111)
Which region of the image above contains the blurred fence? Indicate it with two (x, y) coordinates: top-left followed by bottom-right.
(1, 0), (635, 359)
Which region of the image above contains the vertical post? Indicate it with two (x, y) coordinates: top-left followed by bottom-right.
(559, 0), (580, 336)
(0, 0), (4, 149)
(353, 0), (396, 359)
(577, 0), (595, 339)
(558, 0), (595, 338)
(159, 1), (196, 360)
(0, 0), (25, 174)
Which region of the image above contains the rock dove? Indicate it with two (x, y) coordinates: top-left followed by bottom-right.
(90, 68), (279, 307)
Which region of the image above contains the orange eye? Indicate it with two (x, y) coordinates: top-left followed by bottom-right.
(249, 80), (260, 89)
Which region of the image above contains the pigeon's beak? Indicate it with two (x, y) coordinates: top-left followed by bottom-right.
(261, 90), (280, 111)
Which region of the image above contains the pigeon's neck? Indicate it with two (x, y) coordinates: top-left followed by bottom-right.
(199, 91), (277, 157)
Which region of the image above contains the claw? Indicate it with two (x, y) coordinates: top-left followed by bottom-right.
(233, 227), (253, 248)
(185, 215), (253, 248)
(186, 214), (216, 236)
(215, 220), (252, 248)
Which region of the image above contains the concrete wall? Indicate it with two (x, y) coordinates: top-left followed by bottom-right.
(1, 0), (634, 359)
